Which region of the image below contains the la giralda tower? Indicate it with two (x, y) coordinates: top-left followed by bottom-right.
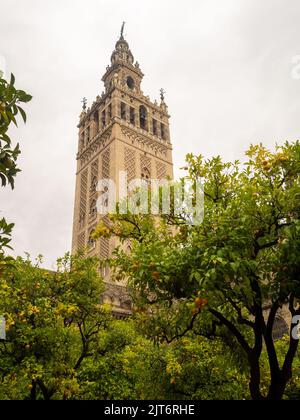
(71, 24), (174, 316)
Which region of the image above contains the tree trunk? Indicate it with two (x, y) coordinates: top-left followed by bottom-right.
(267, 374), (286, 400)
(29, 380), (37, 400)
(37, 379), (55, 400)
(249, 354), (264, 400)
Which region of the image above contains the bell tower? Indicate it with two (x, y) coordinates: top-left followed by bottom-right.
(71, 25), (174, 315)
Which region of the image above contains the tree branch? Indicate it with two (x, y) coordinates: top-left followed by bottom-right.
(209, 308), (251, 354)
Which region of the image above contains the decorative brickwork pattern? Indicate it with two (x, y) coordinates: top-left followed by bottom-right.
(90, 158), (99, 194)
(100, 237), (110, 259)
(102, 148), (110, 179)
(140, 154), (151, 176)
(77, 232), (86, 250)
(89, 197), (97, 221)
(79, 168), (88, 228)
(99, 216), (110, 259)
(156, 161), (167, 180)
(124, 147), (136, 182)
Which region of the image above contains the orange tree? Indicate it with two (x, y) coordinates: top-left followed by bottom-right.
(78, 320), (249, 400)
(0, 252), (247, 400)
(95, 142), (300, 400)
(0, 73), (31, 257)
(0, 253), (113, 400)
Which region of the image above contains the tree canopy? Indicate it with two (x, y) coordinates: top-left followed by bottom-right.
(0, 73), (32, 258)
(95, 141), (300, 400)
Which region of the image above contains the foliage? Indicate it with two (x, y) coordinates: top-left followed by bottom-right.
(0, 73), (32, 255)
(141, 336), (248, 400)
(0, 253), (111, 400)
(260, 335), (300, 399)
(77, 320), (248, 400)
(0, 73), (32, 189)
(0, 251), (249, 400)
(95, 142), (300, 400)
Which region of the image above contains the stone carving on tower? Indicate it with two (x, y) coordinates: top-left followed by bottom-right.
(71, 25), (174, 316)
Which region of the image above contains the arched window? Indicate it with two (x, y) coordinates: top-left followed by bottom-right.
(160, 123), (166, 140)
(93, 110), (99, 134)
(90, 176), (98, 194)
(141, 167), (151, 186)
(86, 126), (90, 143)
(130, 107), (135, 125)
(101, 265), (109, 278)
(120, 102), (126, 120)
(90, 199), (97, 218)
(101, 110), (106, 128)
(152, 119), (158, 136)
(125, 240), (132, 254)
(139, 105), (147, 130)
(103, 197), (108, 208)
(126, 76), (134, 90)
(88, 230), (96, 250)
(79, 211), (85, 228)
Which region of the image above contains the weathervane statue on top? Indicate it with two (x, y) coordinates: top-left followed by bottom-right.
(120, 21), (125, 39)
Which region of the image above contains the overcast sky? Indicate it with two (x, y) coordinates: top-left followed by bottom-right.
(1, 0), (300, 268)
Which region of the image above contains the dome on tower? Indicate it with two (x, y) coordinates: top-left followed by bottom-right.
(111, 36), (134, 65)
(110, 23), (134, 65)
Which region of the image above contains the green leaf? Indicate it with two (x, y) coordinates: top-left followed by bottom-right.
(0, 111), (9, 123)
(17, 106), (27, 123)
(10, 73), (15, 87)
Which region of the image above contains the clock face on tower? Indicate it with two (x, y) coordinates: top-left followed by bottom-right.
(126, 76), (134, 90)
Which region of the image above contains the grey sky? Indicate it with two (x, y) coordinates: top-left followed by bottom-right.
(0, 0), (300, 268)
